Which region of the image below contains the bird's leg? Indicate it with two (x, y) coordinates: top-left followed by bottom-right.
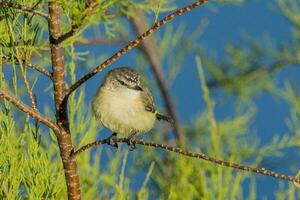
(126, 133), (137, 151)
(105, 132), (118, 148)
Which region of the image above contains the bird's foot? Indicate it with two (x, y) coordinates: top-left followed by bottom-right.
(105, 133), (118, 149)
(126, 136), (136, 151)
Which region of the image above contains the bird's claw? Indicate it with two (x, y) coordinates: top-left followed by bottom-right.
(126, 137), (136, 151)
(105, 133), (118, 149)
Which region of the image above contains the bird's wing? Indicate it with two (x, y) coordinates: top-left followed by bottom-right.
(141, 87), (174, 124)
(141, 88), (156, 113)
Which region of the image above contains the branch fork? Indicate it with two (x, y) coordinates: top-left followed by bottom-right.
(0, 0), (50, 20)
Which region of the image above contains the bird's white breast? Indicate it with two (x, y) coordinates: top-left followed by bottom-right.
(92, 86), (156, 135)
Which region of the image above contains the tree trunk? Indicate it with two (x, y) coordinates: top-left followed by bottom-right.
(48, 2), (81, 200)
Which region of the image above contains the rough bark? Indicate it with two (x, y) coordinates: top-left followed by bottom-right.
(48, 2), (81, 200)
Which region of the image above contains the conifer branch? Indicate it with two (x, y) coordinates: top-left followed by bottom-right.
(26, 61), (53, 79)
(2, 55), (52, 79)
(72, 138), (300, 185)
(0, 89), (59, 133)
(65, 0), (208, 99)
(57, 0), (99, 43)
(0, 0), (50, 20)
(207, 59), (300, 89)
(19, 62), (37, 111)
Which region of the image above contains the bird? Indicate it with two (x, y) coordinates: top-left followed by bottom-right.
(92, 67), (173, 149)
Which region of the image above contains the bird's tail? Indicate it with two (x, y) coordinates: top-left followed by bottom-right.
(156, 112), (174, 124)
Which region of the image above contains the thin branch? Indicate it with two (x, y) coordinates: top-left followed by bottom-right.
(65, 0), (208, 99)
(19, 61), (37, 111)
(131, 10), (186, 147)
(0, 0), (50, 20)
(14, 51), (38, 111)
(56, 0), (98, 43)
(72, 138), (300, 185)
(2, 54), (53, 79)
(0, 89), (59, 133)
(26, 62), (53, 79)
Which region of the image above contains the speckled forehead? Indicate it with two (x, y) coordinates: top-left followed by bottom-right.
(116, 68), (140, 84)
(123, 70), (140, 83)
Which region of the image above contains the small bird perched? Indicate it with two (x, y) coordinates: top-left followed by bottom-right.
(92, 67), (173, 149)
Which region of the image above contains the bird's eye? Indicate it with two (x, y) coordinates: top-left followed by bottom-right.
(119, 80), (125, 85)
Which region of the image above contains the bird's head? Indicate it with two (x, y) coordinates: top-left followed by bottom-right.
(104, 67), (143, 91)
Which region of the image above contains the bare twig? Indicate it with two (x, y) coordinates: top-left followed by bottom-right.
(2, 54), (52, 79)
(26, 62), (53, 79)
(14, 51), (38, 111)
(65, 0), (208, 100)
(0, 89), (58, 132)
(57, 0), (98, 43)
(19, 61), (37, 111)
(72, 138), (300, 185)
(0, 0), (50, 20)
(131, 10), (186, 147)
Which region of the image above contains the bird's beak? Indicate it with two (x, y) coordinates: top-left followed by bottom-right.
(132, 85), (143, 91)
